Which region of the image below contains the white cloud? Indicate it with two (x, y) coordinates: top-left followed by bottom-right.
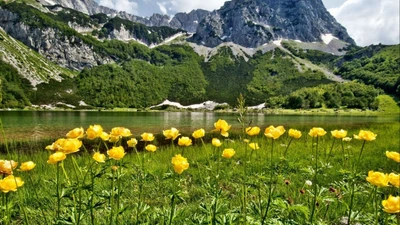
(157, 2), (168, 15)
(328, 0), (399, 46)
(98, 0), (139, 15)
(166, 0), (228, 13)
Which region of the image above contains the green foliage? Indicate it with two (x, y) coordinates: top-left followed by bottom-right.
(282, 41), (338, 67)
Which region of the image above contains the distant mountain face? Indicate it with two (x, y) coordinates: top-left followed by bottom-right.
(190, 0), (355, 47)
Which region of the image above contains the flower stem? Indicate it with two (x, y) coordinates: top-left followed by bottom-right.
(56, 161), (61, 222)
(283, 137), (293, 158)
(310, 136), (319, 224)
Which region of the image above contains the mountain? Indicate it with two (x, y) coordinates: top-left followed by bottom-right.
(190, 0), (355, 47)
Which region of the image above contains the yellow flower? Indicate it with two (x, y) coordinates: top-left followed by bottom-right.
(178, 137), (192, 147)
(20, 161), (36, 171)
(386, 151), (400, 162)
(47, 152), (67, 164)
(163, 128), (181, 140)
(265, 125), (286, 139)
(288, 129), (302, 139)
(0, 160), (18, 175)
(46, 138), (82, 154)
(0, 175), (24, 193)
(331, 129), (347, 139)
(192, 128), (205, 139)
(109, 127), (132, 142)
(127, 138), (138, 147)
(141, 132), (155, 142)
(249, 143), (260, 150)
(366, 171), (389, 187)
(107, 146), (126, 160)
(246, 126), (260, 136)
(243, 139), (250, 143)
(354, 130), (377, 141)
(100, 132), (110, 141)
(382, 195), (400, 214)
(342, 137), (352, 142)
(66, 127), (84, 139)
(222, 148), (235, 158)
(212, 138), (222, 147)
(171, 154), (189, 174)
(86, 125), (103, 140)
(145, 144), (157, 152)
(214, 119), (231, 137)
(93, 152), (106, 163)
(388, 173), (400, 187)
(308, 127), (327, 137)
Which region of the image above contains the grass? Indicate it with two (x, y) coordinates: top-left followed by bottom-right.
(0, 119), (399, 224)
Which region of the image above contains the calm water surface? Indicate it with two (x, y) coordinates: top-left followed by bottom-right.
(0, 111), (398, 141)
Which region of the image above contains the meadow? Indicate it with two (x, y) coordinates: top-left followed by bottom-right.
(0, 109), (399, 225)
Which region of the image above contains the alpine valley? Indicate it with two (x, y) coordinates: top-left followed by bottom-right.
(0, 0), (398, 110)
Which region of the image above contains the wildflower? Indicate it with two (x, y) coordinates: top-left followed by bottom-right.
(127, 138), (138, 147)
(284, 179), (291, 185)
(331, 129), (347, 139)
(47, 152), (67, 164)
(245, 126), (260, 136)
(0, 160), (18, 175)
(192, 128), (205, 139)
(93, 152), (106, 163)
(300, 189), (305, 194)
(0, 175), (24, 193)
(366, 171), (389, 187)
(388, 173), (399, 187)
(110, 127), (132, 142)
(222, 148), (235, 158)
(264, 125), (285, 139)
(163, 128), (181, 140)
(305, 180), (312, 186)
(386, 151), (400, 162)
(107, 146), (126, 160)
(354, 130), (377, 141)
(308, 127), (327, 137)
(20, 161), (36, 171)
(212, 138), (222, 147)
(171, 154), (189, 174)
(382, 195), (400, 213)
(243, 139), (250, 143)
(178, 137), (192, 147)
(86, 125), (103, 140)
(288, 129), (302, 139)
(145, 144), (157, 152)
(141, 132), (155, 142)
(249, 143), (260, 150)
(46, 138), (82, 154)
(342, 137), (352, 142)
(66, 127), (84, 139)
(100, 132), (110, 141)
(214, 119), (231, 137)
(111, 166), (119, 171)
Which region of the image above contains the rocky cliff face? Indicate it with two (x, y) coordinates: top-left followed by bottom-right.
(190, 0), (355, 47)
(170, 9), (209, 33)
(0, 8), (113, 70)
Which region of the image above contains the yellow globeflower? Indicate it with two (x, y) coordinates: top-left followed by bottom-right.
(100, 132), (110, 141)
(107, 146), (126, 160)
(386, 151), (400, 163)
(213, 119), (231, 137)
(331, 129), (347, 139)
(212, 138), (222, 147)
(171, 154), (189, 174)
(382, 195), (400, 213)
(145, 144), (157, 152)
(354, 130), (377, 141)
(222, 148), (235, 158)
(246, 126), (261, 136)
(178, 137), (192, 147)
(163, 128), (181, 140)
(249, 143), (260, 150)
(47, 152), (67, 164)
(141, 132), (155, 142)
(388, 173), (400, 187)
(308, 127), (327, 137)
(47, 138), (82, 154)
(192, 128), (205, 139)
(288, 129), (302, 139)
(66, 127), (84, 139)
(127, 138), (138, 147)
(366, 171), (389, 187)
(93, 152), (106, 163)
(86, 125), (103, 140)
(265, 125), (286, 139)
(0, 175), (24, 193)
(20, 161), (36, 171)
(0, 160), (18, 175)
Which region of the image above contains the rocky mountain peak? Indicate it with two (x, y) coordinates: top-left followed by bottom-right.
(190, 0), (355, 47)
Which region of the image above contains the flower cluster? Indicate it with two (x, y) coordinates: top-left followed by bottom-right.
(171, 154), (189, 174)
(0, 160), (35, 193)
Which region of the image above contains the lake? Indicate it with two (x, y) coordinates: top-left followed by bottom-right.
(0, 110), (398, 141)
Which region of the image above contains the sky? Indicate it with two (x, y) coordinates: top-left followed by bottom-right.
(96, 0), (399, 46)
